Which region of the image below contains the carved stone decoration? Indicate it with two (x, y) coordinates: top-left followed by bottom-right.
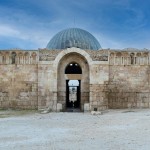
(39, 49), (62, 61)
(85, 50), (108, 61)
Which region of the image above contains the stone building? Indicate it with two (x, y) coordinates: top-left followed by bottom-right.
(0, 28), (150, 112)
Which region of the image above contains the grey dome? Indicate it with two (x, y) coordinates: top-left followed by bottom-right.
(46, 28), (101, 50)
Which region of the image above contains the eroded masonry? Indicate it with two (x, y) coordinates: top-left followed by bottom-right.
(0, 28), (150, 111)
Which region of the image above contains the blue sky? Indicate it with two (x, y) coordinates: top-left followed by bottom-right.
(0, 0), (150, 49)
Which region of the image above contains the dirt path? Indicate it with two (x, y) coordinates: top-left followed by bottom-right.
(0, 109), (150, 150)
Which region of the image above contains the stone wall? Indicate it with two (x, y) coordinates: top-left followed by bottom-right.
(108, 50), (150, 108)
(89, 63), (109, 111)
(38, 62), (57, 111)
(0, 50), (38, 109)
(0, 48), (150, 111)
(0, 64), (38, 109)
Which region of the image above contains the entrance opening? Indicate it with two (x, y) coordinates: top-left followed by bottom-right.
(65, 63), (82, 74)
(65, 62), (82, 110)
(57, 54), (89, 112)
(66, 80), (80, 109)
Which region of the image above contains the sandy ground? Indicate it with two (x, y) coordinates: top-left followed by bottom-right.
(0, 109), (150, 150)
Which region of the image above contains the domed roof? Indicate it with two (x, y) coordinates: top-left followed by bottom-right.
(46, 28), (101, 50)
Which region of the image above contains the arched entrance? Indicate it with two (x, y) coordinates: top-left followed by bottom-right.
(57, 52), (89, 111)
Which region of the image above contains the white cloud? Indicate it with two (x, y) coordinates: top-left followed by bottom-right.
(0, 23), (51, 48)
(0, 0), (150, 49)
(0, 25), (20, 37)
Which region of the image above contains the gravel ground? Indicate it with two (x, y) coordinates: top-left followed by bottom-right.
(0, 109), (150, 150)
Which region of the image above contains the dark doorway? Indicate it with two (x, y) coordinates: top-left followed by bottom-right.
(66, 80), (81, 109)
(65, 63), (82, 74)
(65, 62), (82, 111)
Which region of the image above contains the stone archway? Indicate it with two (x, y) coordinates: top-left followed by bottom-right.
(57, 52), (89, 111)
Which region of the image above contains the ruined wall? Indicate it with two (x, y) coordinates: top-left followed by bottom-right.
(0, 50), (38, 109)
(108, 50), (150, 108)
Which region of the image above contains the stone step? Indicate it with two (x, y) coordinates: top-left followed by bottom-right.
(66, 108), (81, 112)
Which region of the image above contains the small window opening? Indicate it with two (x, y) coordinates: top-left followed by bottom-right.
(11, 52), (16, 64)
(122, 57), (123, 64)
(2, 56), (5, 63)
(130, 53), (134, 65)
(135, 57), (136, 64)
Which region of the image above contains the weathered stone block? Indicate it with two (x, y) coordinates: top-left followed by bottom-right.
(91, 111), (102, 115)
(84, 103), (90, 112)
(57, 103), (62, 112)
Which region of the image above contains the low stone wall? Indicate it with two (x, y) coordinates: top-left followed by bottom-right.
(0, 64), (38, 109)
(108, 92), (150, 108)
(90, 84), (108, 111)
(108, 65), (150, 108)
